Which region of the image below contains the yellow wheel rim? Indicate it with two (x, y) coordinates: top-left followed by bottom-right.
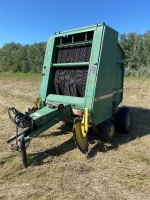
(73, 121), (88, 153)
(109, 126), (115, 137)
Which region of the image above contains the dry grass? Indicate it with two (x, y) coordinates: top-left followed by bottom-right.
(0, 73), (150, 200)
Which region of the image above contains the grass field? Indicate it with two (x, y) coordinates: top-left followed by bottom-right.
(0, 73), (150, 200)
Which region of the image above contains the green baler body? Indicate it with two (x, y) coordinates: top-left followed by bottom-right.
(35, 23), (124, 126)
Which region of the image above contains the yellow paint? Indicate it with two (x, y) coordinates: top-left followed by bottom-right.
(33, 97), (41, 109)
(74, 121), (88, 151)
(81, 108), (88, 137)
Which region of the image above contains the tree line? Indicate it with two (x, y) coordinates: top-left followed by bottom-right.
(119, 30), (150, 76)
(0, 42), (46, 73)
(0, 30), (150, 76)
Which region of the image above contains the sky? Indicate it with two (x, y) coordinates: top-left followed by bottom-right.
(0, 0), (150, 46)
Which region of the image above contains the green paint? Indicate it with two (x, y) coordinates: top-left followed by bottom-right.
(21, 23), (124, 142)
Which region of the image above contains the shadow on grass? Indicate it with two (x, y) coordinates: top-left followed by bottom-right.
(28, 106), (150, 166)
(87, 106), (150, 158)
(23, 121), (74, 166)
(28, 137), (76, 166)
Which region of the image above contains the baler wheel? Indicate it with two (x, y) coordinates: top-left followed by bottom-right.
(102, 121), (115, 141)
(115, 107), (132, 133)
(73, 118), (88, 154)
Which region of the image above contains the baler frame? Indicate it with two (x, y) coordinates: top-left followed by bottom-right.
(6, 23), (132, 167)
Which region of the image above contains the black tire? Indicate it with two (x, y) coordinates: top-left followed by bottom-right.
(115, 107), (132, 133)
(102, 121), (115, 141)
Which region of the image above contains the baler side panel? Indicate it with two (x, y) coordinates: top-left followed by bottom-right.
(93, 26), (119, 125)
